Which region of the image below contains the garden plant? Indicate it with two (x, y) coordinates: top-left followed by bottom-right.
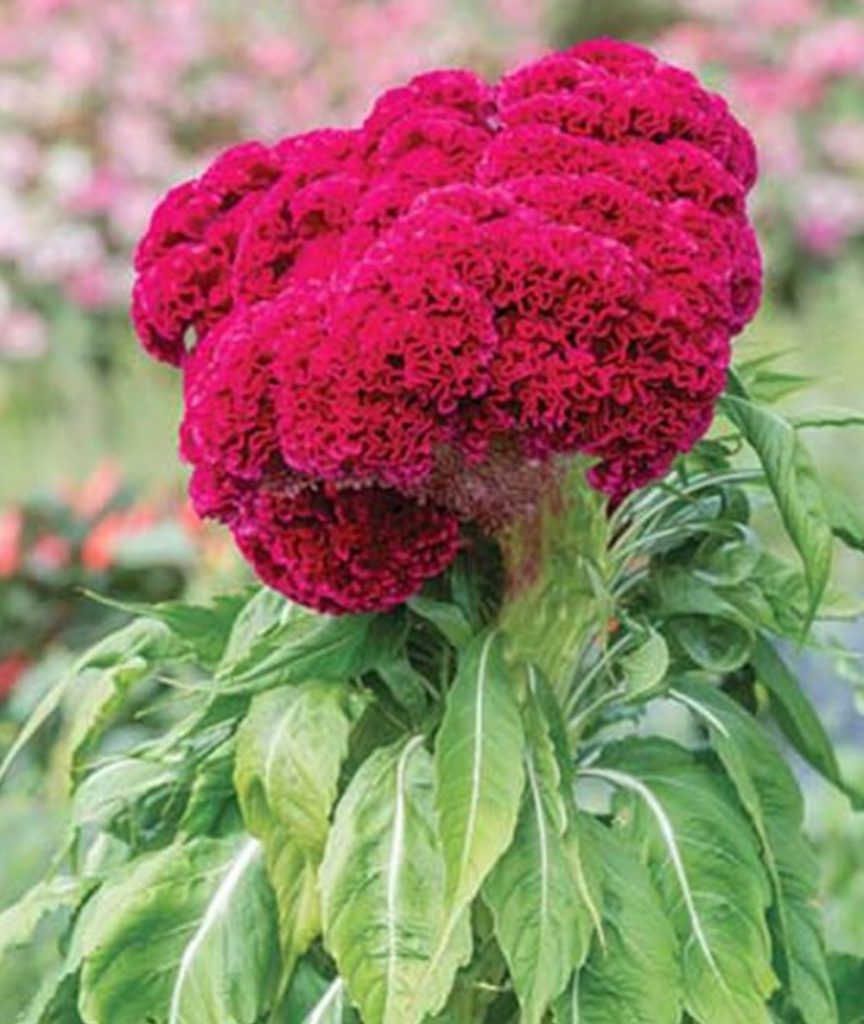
(2, 38), (864, 1024)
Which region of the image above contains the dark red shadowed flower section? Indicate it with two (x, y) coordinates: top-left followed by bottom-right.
(131, 38), (762, 614)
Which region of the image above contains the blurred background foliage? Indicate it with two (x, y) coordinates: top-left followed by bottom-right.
(1, 0), (863, 1012)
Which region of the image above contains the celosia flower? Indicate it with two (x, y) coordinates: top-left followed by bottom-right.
(132, 39), (762, 613)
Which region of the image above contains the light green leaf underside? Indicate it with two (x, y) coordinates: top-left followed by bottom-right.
(593, 737), (777, 1024)
(484, 694), (596, 1024)
(320, 738), (471, 1024)
(76, 836), (280, 1024)
(673, 678), (837, 1024)
(434, 631), (525, 911)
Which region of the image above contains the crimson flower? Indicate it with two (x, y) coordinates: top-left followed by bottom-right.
(132, 39), (762, 613)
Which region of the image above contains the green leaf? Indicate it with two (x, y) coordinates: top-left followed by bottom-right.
(667, 616), (754, 673)
(17, 968), (83, 1024)
(407, 596), (473, 648)
(217, 605), (380, 693)
(0, 878), (93, 964)
(76, 837), (280, 1024)
(829, 954), (864, 1024)
(235, 681), (367, 855)
(673, 678), (838, 1024)
(484, 695), (598, 1023)
(620, 628), (669, 698)
(320, 738), (471, 1024)
(434, 631), (525, 911)
(234, 681), (366, 987)
(60, 658), (151, 782)
(590, 738), (777, 1024)
(751, 637), (864, 809)
(82, 591), (248, 668)
(0, 619), (174, 787)
(721, 395), (833, 625)
(300, 979), (346, 1024)
(557, 818), (682, 1024)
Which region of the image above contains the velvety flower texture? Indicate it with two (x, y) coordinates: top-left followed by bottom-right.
(132, 39), (762, 613)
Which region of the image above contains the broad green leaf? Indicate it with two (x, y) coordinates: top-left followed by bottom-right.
(484, 698), (597, 1023)
(77, 837), (280, 1024)
(264, 834), (322, 996)
(751, 637), (864, 809)
(591, 738), (777, 1024)
(0, 877), (93, 964)
(674, 678), (838, 1024)
(320, 738), (471, 1024)
(722, 395), (833, 623)
(434, 632), (525, 911)
(557, 818), (682, 1024)
(217, 606), (379, 693)
(234, 681), (366, 983)
(234, 681), (366, 855)
(829, 954), (864, 1024)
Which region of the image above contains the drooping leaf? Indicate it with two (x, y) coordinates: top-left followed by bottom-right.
(82, 590), (249, 669)
(673, 677), (838, 1024)
(76, 837), (280, 1024)
(556, 818), (682, 1024)
(0, 619), (175, 786)
(59, 657), (150, 782)
(483, 696), (597, 1023)
(751, 637), (864, 809)
(722, 395), (834, 624)
(591, 738), (777, 1024)
(320, 738), (471, 1024)
(434, 631), (525, 911)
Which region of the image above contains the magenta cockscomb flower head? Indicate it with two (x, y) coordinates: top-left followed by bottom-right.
(131, 38), (762, 613)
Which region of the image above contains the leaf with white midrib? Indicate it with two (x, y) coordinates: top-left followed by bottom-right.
(590, 738), (777, 1024)
(301, 978), (344, 1024)
(673, 678), (838, 1024)
(77, 836), (280, 1024)
(434, 631), (525, 910)
(320, 737), (471, 1024)
(561, 817), (682, 1024)
(484, 693), (597, 1024)
(168, 839), (263, 1024)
